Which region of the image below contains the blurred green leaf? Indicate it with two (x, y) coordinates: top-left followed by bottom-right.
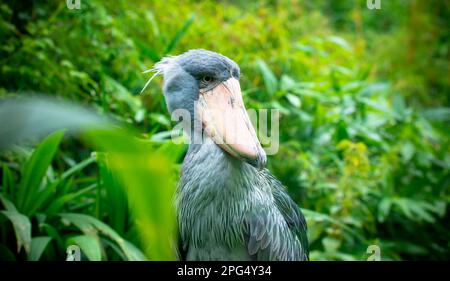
(422, 107), (450, 121)
(164, 13), (195, 54)
(28, 236), (52, 261)
(256, 59), (278, 96)
(1, 210), (31, 253)
(67, 235), (102, 261)
(60, 213), (146, 261)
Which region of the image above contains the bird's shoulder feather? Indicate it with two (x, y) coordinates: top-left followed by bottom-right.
(245, 170), (309, 261)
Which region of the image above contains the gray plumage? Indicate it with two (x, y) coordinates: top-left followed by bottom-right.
(155, 49), (308, 261)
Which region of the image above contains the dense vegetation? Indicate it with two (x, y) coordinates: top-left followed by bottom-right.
(0, 0), (448, 260)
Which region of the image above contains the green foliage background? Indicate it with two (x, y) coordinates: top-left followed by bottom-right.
(0, 0), (448, 260)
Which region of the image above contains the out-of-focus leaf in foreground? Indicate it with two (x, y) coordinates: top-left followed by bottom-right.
(0, 97), (110, 150)
(0, 96), (179, 260)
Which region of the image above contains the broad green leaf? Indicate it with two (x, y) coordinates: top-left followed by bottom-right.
(327, 36), (351, 51)
(85, 130), (178, 260)
(409, 202), (436, 223)
(295, 43), (316, 55)
(322, 237), (341, 252)
(393, 199), (414, 220)
(280, 75), (298, 91)
(0, 97), (188, 261)
(392, 93), (409, 120)
(286, 93), (301, 108)
(0, 97), (109, 150)
(377, 198), (392, 222)
(94, 150), (176, 260)
(422, 107), (450, 121)
(41, 223), (64, 250)
(0, 244), (16, 261)
(0, 194), (18, 212)
(121, 240), (148, 261)
(391, 241), (428, 255)
(149, 113), (171, 128)
(293, 88), (327, 101)
(301, 208), (365, 243)
(67, 235), (102, 261)
(358, 82), (389, 97)
(60, 213), (98, 236)
(28, 236), (52, 261)
(154, 141), (186, 163)
(1, 210), (31, 253)
(315, 182), (338, 190)
(59, 213), (146, 261)
(400, 142), (415, 162)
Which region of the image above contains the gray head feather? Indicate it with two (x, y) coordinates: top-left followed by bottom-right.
(140, 49), (240, 94)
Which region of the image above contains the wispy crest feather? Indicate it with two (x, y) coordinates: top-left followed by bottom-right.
(140, 55), (178, 94)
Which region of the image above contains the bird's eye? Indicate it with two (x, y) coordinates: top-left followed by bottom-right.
(202, 76), (213, 83)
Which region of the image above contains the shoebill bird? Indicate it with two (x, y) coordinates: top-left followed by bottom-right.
(144, 49), (308, 261)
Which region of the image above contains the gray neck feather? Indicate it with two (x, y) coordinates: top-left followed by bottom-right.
(176, 137), (274, 249)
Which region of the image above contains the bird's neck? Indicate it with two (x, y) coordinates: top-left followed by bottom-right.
(179, 135), (265, 196)
(176, 137), (273, 250)
(183, 137), (245, 185)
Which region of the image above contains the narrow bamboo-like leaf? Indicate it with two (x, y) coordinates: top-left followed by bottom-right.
(134, 39), (160, 62)
(27, 181), (59, 216)
(164, 14), (195, 54)
(2, 164), (14, 198)
(393, 199), (414, 220)
(97, 153), (127, 235)
(256, 59), (278, 96)
(146, 10), (160, 37)
(17, 130), (65, 213)
(60, 156), (96, 180)
(46, 183), (97, 214)
(41, 223), (64, 251)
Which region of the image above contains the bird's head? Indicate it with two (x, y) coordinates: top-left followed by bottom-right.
(145, 49), (266, 169)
